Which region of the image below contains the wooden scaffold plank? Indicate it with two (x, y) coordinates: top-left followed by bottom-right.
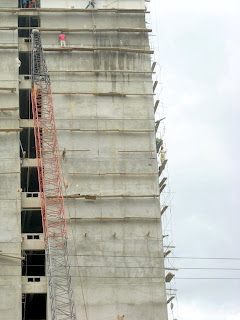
(44, 46), (154, 54)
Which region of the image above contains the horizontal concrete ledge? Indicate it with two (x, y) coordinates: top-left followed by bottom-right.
(50, 194), (160, 200)
(0, 87), (16, 91)
(21, 192), (41, 208)
(118, 150), (155, 152)
(0, 171), (20, 174)
(0, 107), (18, 111)
(49, 70), (155, 74)
(0, 8), (146, 13)
(20, 46), (154, 54)
(44, 46), (153, 54)
(67, 129), (154, 133)
(0, 46), (18, 49)
(0, 27), (152, 33)
(22, 233), (44, 250)
(20, 119), (34, 128)
(21, 158), (37, 167)
(22, 276), (47, 294)
(0, 128), (22, 132)
(52, 92), (154, 96)
(23, 192), (160, 201)
(69, 172), (157, 175)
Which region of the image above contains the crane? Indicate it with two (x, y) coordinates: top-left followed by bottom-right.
(31, 29), (77, 320)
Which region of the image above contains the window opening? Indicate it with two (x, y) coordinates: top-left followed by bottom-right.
(22, 210), (43, 233)
(20, 128), (36, 158)
(22, 250), (45, 276)
(18, 16), (40, 38)
(19, 52), (31, 75)
(21, 167), (39, 192)
(22, 294), (46, 320)
(19, 90), (33, 119)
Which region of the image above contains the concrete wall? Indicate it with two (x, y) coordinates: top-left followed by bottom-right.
(0, 0), (168, 319)
(40, 1), (168, 319)
(0, 1), (22, 319)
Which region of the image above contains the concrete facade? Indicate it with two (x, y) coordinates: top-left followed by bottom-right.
(0, 0), (168, 319)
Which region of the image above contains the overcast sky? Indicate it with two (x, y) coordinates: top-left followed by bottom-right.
(151, 1), (240, 319)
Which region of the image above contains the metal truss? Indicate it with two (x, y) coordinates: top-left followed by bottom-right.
(31, 29), (76, 320)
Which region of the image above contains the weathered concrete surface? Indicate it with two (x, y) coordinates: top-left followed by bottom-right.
(0, 1), (22, 319)
(0, 0), (168, 319)
(22, 276), (47, 294)
(41, 0), (168, 319)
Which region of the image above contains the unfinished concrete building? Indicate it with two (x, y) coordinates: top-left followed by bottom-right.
(0, 0), (170, 319)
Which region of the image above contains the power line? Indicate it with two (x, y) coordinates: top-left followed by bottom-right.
(176, 278), (240, 280)
(1, 275), (240, 280)
(2, 253), (240, 260)
(2, 265), (240, 271)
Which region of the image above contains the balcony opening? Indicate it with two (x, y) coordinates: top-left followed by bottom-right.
(20, 128), (36, 158)
(20, 89), (33, 119)
(22, 294), (46, 320)
(18, 16), (40, 38)
(22, 250), (45, 276)
(21, 210), (43, 233)
(19, 52), (31, 75)
(21, 167), (39, 192)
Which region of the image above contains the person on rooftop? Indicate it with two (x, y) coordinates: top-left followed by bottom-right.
(59, 32), (66, 47)
(86, 1), (95, 9)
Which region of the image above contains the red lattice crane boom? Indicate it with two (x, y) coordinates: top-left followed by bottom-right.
(31, 29), (76, 320)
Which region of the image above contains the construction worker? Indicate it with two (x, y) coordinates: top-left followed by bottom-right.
(59, 32), (66, 47)
(156, 138), (163, 152)
(16, 57), (21, 68)
(86, 1), (95, 9)
(28, 0), (36, 8)
(160, 146), (166, 164)
(20, 0), (27, 8)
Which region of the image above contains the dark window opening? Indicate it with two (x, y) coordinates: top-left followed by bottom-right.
(20, 128), (36, 158)
(21, 167), (39, 192)
(22, 250), (45, 276)
(22, 294), (46, 320)
(19, 89), (33, 119)
(18, 16), (40, 38)
(19, 52), (30, 75)
(21, 210), (43, 233)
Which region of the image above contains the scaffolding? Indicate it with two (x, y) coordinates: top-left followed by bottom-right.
(31, 29), (76, 320)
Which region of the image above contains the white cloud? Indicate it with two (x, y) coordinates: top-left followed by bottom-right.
(156, 0), (240, 14)
(227, 313), (240, 320)
(178, 302), (240, 320)
(152, 0), (240, 319)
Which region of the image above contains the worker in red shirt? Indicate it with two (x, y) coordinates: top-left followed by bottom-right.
(59, 32), (66, 47)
